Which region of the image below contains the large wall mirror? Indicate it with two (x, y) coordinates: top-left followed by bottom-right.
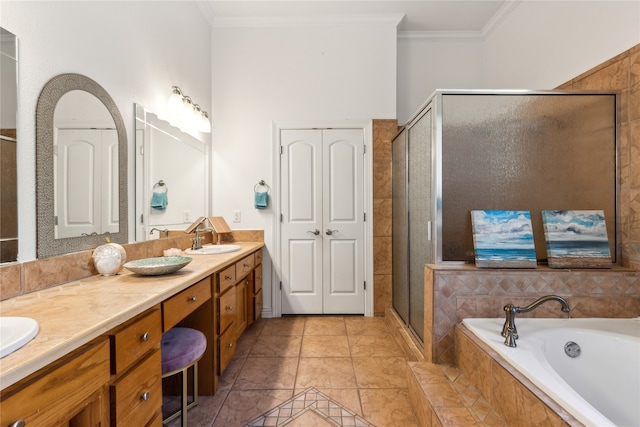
(36, 73), (128, 258)
(0, 27), (18, 263)
(134, 103), (209, 241)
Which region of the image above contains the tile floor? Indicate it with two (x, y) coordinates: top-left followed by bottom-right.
(166, 315), (418, 427)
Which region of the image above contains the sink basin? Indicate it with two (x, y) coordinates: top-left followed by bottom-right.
(0, 317), (39, 358)
(185, 244), (242, 255)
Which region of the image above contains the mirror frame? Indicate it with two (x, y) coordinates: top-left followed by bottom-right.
(36, 73), (128, 258)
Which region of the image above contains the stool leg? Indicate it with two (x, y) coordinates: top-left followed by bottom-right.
(193, 362), (199, 407)
(182, 367), (188, 427)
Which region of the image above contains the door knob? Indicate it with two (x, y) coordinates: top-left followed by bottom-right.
(325, 229), (338, 235)
(307, 229), (320, 235)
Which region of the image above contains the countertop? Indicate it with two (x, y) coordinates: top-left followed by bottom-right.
(0, 242), (264, 391)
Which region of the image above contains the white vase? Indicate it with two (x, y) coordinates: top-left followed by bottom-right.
(92, 242), (127, 276)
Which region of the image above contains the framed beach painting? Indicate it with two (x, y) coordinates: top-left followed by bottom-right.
(471, 210), (537, 268)
(542, 210), (612, 268)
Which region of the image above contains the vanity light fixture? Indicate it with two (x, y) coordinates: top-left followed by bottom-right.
(168, 86), (211, 133)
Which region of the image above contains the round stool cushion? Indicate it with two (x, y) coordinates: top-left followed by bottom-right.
(161, 327), (207, 374)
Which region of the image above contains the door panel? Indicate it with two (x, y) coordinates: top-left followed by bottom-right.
(55, 129), (101, 239)
(281, 128), (364, 315)
(281, 130), (323, 314)
(392, 128), (409, 324)
(407, 108), (432, 342)
(322, 130), (364, 314)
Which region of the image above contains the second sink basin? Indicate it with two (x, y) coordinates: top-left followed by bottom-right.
(0, 317), (39, 358)
(185, 244), (242, 255)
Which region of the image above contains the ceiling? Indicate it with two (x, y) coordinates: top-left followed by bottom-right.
(202, 1), (511, 34)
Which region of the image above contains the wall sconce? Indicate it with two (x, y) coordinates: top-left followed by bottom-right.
(168, 86), (211, 133)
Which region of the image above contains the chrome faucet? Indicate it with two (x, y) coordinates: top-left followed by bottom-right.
(191, 229), (203, 250)
(501, 295), (570, 347)
(149, 227), (169, 238)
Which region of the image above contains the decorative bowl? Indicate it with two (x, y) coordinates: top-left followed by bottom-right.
(124, 256), (192, 276)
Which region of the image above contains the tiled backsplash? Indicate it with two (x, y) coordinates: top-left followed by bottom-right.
(0, 230), (263, 301)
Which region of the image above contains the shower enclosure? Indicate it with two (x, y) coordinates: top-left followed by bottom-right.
(392, 90), (617, 343)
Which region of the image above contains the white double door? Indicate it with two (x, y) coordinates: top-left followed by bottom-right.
(281, 129), (365, 315)
(55, 129), (119, 238)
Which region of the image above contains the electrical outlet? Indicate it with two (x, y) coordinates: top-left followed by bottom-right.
(232, 210), (241, 223)
(183, 210), (191, 222)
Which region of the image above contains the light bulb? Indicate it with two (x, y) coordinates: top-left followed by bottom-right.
(200, 111), (212, 133)
(168, 86), (183, 113)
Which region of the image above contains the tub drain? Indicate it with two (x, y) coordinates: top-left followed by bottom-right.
(564, 341), (581, 358)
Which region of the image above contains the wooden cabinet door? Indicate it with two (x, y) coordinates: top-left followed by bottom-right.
(235, 279), (248, 339)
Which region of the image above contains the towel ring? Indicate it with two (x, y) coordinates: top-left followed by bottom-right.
(254, 180), (270, 193)
(153, 180), (168, 193)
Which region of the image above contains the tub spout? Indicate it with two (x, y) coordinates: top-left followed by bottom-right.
(501, 295), (570, 348)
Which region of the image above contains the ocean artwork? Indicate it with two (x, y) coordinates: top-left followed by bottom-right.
(542, 210), (612, 268)
(471, 210), (537, 268)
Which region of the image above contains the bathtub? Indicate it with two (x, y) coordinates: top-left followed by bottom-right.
(462, 317), (640, 427)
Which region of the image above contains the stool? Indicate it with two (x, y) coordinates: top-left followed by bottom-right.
(161, 327), (207, 426)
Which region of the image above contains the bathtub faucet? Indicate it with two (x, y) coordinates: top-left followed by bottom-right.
(501, 295), (570, 347)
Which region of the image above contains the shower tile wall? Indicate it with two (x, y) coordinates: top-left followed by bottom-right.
(372, 119), (399, 316)
(557, 42), (640, 269)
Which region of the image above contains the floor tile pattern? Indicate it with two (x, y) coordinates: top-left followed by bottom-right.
(244, 387), (374, 426)
(166, 316), (419, 427)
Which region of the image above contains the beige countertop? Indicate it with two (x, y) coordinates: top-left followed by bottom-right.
(0, 242), (264, 391)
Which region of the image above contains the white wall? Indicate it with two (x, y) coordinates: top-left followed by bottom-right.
(1, 0), (211, 261)
(397, 36), (484, 124)
(483, 0), (640, 89)
(210, 19), (398, 315)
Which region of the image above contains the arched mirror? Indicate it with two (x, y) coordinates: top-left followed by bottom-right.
(36, 73), (127, 258)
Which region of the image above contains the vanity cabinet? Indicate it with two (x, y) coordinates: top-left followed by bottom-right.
(250, 253), (263, 324)
(109, 307), (162, 427)
(162, 276), (212, 332)
(0, 338), (111, 426)
(216, 272), (237, 374)
(214, 249), (263, 377)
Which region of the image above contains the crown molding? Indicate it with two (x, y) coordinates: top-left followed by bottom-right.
(481, 0), (522, 38)
(398, 31), (483, 41)
(398, 0), (522, 41)
(196, 0), (214, 26)
(212, 13), (405, 29)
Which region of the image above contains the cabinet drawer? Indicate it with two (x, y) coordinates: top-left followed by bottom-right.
(254, 263), (263, 294)
(0, 339), (110, 427)
(163, 277), (211, 331)
(254, 249), (263, 266)
(217, 264), (236, 293)
(236, 254), (255, 278)
(111, 309), (161, 375)
(218, 326), (236, 374)
(218, 286), (236, 334)
(254, 288), (263, 322)
(111, 349), (162, 427)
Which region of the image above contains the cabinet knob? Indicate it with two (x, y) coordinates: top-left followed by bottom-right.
(189, 296), (197, 302)
(244, 263), (250, 268)
(9, 420), (25, 427)
(225, 275), (233, 280)
(140, 332), (150, 342)
(140, 391), (150, 401)
(228, 342), (233, 348)
(226, 305), (233, 311)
